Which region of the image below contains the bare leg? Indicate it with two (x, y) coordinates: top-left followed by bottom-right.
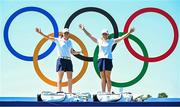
(105, 71), (111, 93)
(66, 71), (72, 93)
(100, 71), (106, 92)
(57, 71), (64, 92)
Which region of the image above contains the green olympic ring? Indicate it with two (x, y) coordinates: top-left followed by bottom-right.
(93, 32), (149, 87)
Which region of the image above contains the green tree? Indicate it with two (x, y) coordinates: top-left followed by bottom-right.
(158, 92), (168, 98)
(147, 94), (152, 98)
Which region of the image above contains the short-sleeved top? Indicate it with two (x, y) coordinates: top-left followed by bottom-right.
(54, 37), (72, 58)
(97, 38), (115, 59)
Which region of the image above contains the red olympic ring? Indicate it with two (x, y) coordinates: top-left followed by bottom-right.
(124, 7), (178, 62)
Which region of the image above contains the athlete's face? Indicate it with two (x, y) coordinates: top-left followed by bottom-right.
(63, 32), (70, 39)
(102, 33), (109, 40)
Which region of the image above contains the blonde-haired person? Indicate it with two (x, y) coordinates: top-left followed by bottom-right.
(79, 24), (135, 93)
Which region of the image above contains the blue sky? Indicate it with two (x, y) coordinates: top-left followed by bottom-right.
(0, 0), (180, 98)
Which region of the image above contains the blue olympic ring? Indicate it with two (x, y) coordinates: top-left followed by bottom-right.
(3, 7), (59, 61)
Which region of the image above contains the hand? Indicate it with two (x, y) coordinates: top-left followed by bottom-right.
(35, 28), (42, 34)
(129, 27), (135, 33)
(79, 24), (85, 30)
(77, 51), (82, 54)
(72, 52), (79, 55)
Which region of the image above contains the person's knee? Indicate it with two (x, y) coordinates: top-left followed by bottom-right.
(101, 77), (106, 82)
(67, 78), (72, 82)
(106, 77), (111, 83)
(57, 79), (62, 83)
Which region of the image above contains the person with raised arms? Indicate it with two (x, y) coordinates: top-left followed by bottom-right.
(79, 24), (135, 93)
(36, 28), (81, 94)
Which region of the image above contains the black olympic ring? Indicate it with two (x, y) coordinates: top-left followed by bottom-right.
(64, 7), (119, 61)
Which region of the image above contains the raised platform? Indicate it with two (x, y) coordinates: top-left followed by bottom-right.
(0, 101), (180, 106)
(0, 97), (180, 106)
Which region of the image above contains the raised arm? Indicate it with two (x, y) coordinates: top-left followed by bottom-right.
(114, 27), (135, 43)
(79, 24), (97, 43)
(35, 28), (55, 41)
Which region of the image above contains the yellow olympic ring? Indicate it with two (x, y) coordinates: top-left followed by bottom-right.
(33, 32), (88, 87)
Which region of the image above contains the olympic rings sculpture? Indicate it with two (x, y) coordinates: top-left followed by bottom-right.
(3, 6), (178, 87)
